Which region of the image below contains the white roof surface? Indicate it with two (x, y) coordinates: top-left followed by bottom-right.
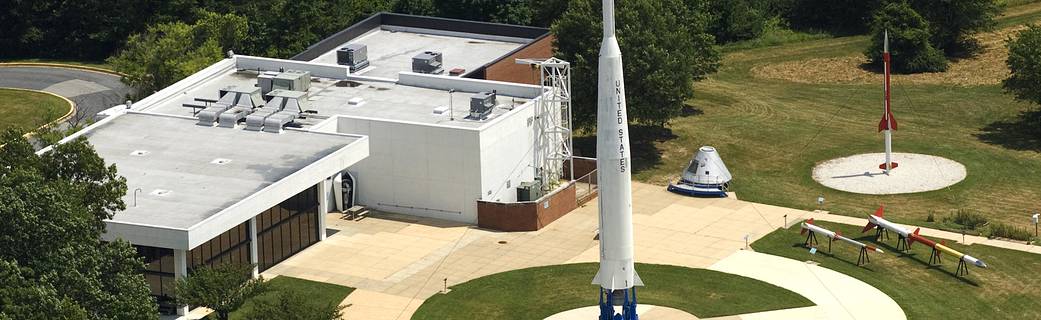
(82, 112), (362, 229)
(309, 27), (524, 79)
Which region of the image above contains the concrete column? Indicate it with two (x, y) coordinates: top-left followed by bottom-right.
(317, 181), (328, 241)
(249, 216), (259, 278)
(173, 249), (189, 316)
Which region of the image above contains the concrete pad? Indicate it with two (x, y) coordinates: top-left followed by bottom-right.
(710, 250), (905, 320)
(545, 305), (698, 320)
(813, 153), (966, 195)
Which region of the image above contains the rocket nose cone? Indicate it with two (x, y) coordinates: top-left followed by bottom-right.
(976, 261), (988, 268)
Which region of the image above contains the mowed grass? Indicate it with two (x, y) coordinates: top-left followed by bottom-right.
(0, 88), (71, 133)
(752, 221), (1041, 319)
(412, 263), (812, 320)
(626, 3), (1041, 230)
(229, 276), (354, 320)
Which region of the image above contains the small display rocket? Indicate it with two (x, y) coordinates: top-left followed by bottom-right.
(592, 0), (641, 319)
(879, 30), (899, 173)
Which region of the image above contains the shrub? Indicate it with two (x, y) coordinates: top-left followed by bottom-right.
(864, 1), (949, 73)
(708, 0), (770, 43)
(943, 209), (989, 230)
(986, 222), (1034, 241)
(926, 212), (935, 222)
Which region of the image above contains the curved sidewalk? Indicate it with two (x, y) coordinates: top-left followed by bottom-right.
(709, 250), (906, 320)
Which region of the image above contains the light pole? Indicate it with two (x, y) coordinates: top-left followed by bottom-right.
(1032, 212), (1038, 238)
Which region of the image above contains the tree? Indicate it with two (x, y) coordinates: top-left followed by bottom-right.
(0, 131), (155, 320)
(107, 11), (247, 96)
(864, 1), (948, 73)
(772, 0), (882, 35)
(909, 0), (999, 55)
(553, 0), (720, 129)
(706, 0), (769, 43)
(174, 264), (265, 320)
(1004, 25), (1041, 106)
(243, 290), (346, 320)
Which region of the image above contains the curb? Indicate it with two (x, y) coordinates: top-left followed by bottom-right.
(0, 87), (78, 138)
(0, 62), (126, 77)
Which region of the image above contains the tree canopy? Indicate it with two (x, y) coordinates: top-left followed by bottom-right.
(0, 131), (155, 320)
(552, 0), (720, 129)
(909, 0), (1000, 55)
(1004, 24), (1041, 106)
(107, 11), (247, 96)
(865, 1), (949, 73)
(174, 263), (265, 320)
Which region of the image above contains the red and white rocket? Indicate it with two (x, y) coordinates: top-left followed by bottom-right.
(879, 30), (899, 174)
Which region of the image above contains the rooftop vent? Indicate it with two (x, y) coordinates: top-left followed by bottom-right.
(469, 91), (496, 119)
(210, 158), (232, 165)
(412, 51), (444, 74)
(337, 44), (370, 72)
(258, 70), (310, 97)
(130, 150), (149, 156)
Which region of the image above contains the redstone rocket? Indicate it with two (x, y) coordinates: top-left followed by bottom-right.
(593, 0), (641, 318)
(879, 30), (899, 173)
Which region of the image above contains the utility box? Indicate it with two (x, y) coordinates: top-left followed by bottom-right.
(258, 70), (310, 97)
(337, 44), (370, 72)
(517, 181), (544, 202)
(412, 51), (444, 74)
(469, 91), (496, 119)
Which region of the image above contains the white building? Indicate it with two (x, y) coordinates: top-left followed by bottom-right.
(43, 14), (572, 316)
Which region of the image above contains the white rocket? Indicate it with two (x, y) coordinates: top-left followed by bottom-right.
(592, 0), (642, 302)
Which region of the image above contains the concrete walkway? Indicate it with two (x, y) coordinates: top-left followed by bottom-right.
(709, 250), (906, 320)
(263, 182), (818, 319)
(807, 211), (1041, 254)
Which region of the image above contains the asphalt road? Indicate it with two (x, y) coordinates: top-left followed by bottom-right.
(0, 66), (132, 123)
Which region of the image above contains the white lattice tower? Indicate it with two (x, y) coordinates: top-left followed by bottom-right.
(518, 58), (574, 191)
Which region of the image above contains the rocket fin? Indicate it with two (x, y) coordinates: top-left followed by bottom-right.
(861, 222), (877, 233)
(908, 228), (920, 247)
(800, 218), (814, 235)
(874, 205), (885, 217)
(633, 270), (643, 287)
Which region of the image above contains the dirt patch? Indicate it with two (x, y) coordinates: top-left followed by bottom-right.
(751, 26), (1028, 86)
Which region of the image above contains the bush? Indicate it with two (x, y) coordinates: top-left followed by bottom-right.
(926, 212), (935, 222)
(986, 222), (1034, 241)
(864, 1), (948, 73)
(943, 209), (989, 230)
(1004, 24), (1041, 106)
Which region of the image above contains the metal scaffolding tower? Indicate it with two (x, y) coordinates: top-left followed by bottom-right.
(517, 57), (574, 191)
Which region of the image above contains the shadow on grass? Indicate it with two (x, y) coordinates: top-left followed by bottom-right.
(976, 109), (1041, 152)
(872, 239), (981, 287)
(790, 242), (877, 271)
(574, 124), (677, 174)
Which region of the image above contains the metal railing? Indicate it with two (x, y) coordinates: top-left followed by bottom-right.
(575, 169), (598, 204)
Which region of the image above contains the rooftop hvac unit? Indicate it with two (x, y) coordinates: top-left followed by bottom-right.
(337, 44), (370, 72)
(412, 51), (443, 74)
(469, 91), (496, 119)
(258, 70), (311, 97)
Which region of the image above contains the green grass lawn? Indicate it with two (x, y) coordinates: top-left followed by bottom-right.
(229, 276), (354, 320)
(412, 263), (812, 319)
(616, 3), (1041, 231)
(752, 221), (1041, 319)
(0, 58), (116, 71)
(0, 88), (72, 133)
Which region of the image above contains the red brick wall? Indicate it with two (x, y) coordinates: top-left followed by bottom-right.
(483, 35), (555, 85)
(476, 182), (577, 232)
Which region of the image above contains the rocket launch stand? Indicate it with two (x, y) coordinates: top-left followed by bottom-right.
(874, 227), (890, 242)
(895, 235), (910, 252)
(599, 288), (638, 320)
(804, 231), (819, 248)
(956, 260), (970, 277)
(928, 247), (942, 265)
(857, 247), (870, 266)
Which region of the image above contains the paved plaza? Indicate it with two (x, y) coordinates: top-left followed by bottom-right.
(263, 182), (821, 319)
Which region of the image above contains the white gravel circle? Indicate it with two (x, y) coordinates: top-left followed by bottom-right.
(812, 153), (966, 195)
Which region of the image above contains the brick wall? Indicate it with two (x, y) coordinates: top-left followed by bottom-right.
(482, 35), (556, 85)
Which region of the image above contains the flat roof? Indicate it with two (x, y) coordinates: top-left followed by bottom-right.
(309, 27), (524, 79)
(141, 69), (530, 129)
(83, 112), (360, 229)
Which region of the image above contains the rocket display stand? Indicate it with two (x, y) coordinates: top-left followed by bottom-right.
(929, 247), (942, 265)
(875, 227), (909, 252)
(956, 260), (970, 277)
(803, 230), (834, 253)
(857, 247), (871, 266)
(598, 288), (638, 320)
